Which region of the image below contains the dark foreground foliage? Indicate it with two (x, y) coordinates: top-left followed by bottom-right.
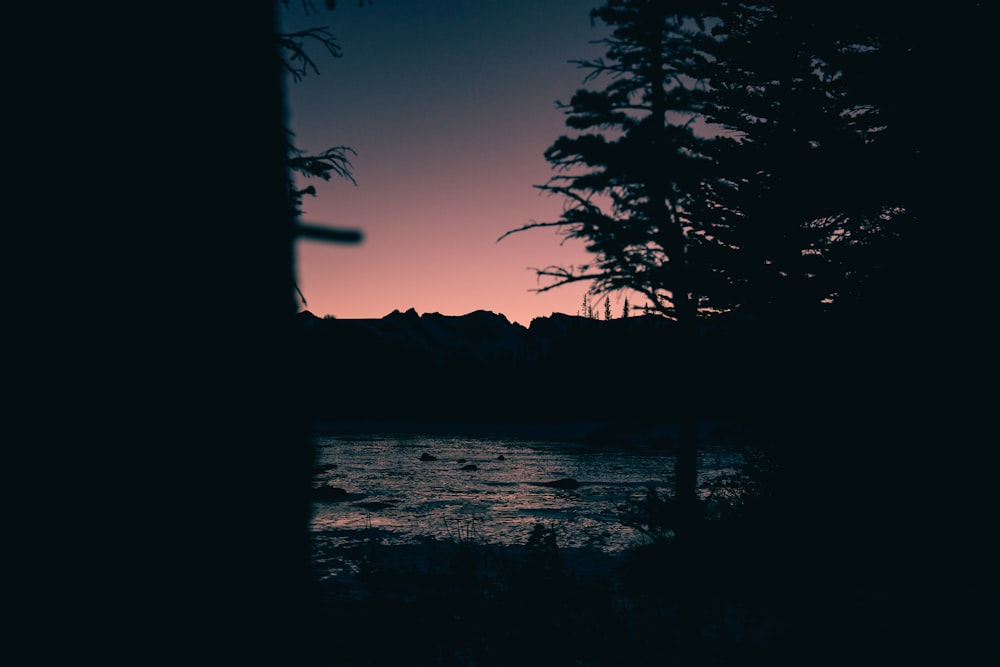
(311, 488), (998, 667)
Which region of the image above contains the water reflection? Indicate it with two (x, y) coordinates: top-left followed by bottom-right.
(310, 432), (748, 573)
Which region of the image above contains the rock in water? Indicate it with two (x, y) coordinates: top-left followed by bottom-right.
(541, 478), (579, 490)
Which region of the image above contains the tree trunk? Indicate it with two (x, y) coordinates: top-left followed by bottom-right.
(646, 13), (703, 661)
(20, 3), (321, 665)
(674, 304), (702, 667)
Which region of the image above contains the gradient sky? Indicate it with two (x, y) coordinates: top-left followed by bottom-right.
(281, 0), (627, 327)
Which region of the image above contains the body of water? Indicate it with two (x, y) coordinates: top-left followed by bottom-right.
(310, 425), (753, 579)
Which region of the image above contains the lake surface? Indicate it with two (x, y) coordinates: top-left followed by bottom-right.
(310, 426), (752, 580)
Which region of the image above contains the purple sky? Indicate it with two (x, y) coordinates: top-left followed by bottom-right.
(281, 0), (629, 326)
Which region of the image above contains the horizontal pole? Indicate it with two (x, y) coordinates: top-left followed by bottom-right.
(295, 223), (363, 244)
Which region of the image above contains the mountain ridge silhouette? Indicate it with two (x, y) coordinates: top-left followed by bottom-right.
(296, 307), (765, 425)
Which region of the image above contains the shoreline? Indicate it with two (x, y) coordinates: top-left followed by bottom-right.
(313, 419), (620, 441)
(312, 418), (753, 448)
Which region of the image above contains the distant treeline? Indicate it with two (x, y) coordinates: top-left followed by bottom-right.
(295, 304), (895, 430)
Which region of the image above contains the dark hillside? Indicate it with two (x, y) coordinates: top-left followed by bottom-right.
(296, 308), (743, 425)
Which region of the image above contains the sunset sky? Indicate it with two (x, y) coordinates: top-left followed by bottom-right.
(281, 0), (627, 327)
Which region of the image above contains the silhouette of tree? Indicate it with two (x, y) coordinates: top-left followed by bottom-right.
(706, 8), (997, 664)
(499, 4), (968, 662)
(502, 3), (724, 320)
(622, 295), (630, 318)
(499, 4), (727, 661)
(502, 0), (922, 512)
(604, 295), (612, 320)
(500, 1), (724, 543)
(580, 292), (600, 319)
(20, 2), (342, 664)
(278, 0), (367, 306)
(700, 3), (898, 322)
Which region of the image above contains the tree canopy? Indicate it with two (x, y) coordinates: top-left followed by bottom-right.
(501, 0), (721, 323)
(502, 0), (910, 326)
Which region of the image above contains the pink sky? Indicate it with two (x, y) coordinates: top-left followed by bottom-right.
(282, 1), (633, 327)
